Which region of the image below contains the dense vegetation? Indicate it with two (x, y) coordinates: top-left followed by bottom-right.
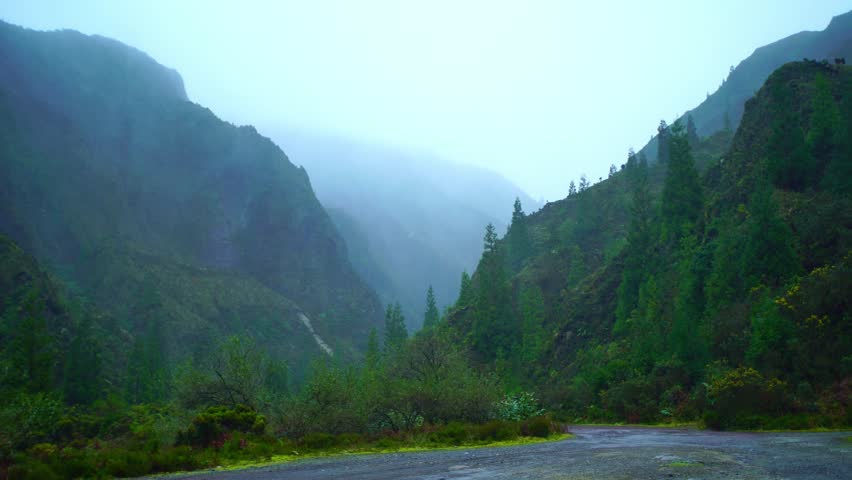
(448, 61), (852, 430)
(0, 20), (383, 377)
(2, 13), (852, 480)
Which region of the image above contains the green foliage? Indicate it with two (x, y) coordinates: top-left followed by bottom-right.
(177, 335), (288, 411)
(495, 392), (544, 421)
(704, 367), (790, 429)
(767, 81), (813, 190)
(507, 198), (532, 271)
(176, 404), (266, 447)
(384, 302), (408, 353)
(519, 285), (547, 365)
(661, 121), (703, 241)
(423, 285), (440, 329)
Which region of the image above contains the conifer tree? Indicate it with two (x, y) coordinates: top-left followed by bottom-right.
(661, 121), (703, 240)
(423, 285), (440, 329)
(365, 327), (380, 371)
(615, 155), (654, 331)
(384, 302), (408, 353)
(568, 181), (577, 196)
(507, 198), (531, 271)
(657, 120), (670, 164)
(578, 175), (589, 192)
(807, 74), (842, 174)
(686, 114), (699, 147)
(767, 82), (813, 190)
(457, 271), (474, 307)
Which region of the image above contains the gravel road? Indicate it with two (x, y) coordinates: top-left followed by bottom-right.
(159, 426), (852, 479)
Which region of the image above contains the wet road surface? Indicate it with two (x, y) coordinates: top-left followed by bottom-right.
(159, 426), (852, 479)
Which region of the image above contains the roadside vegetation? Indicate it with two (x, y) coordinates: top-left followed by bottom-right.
(1, 326), (563, 479)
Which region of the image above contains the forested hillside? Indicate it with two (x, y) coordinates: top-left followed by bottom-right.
(641, 9), (852, 163)
(0, 20), (383, 372)
(449, 60), (852, 429)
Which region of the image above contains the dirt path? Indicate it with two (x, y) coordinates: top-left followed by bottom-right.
(159, 426), (852, 479)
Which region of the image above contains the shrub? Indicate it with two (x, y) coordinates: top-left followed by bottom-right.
(176, 404), (265, 447)
(475, 420), (519, 441)
(495, 392), (544, 421)
(429, 422), (470, 445)
(704, 367), (791, 429)
(522, 416), (553, 438)
(300, 432), (338, 450)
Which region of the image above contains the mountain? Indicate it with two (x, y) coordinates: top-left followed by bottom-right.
(641, 9), (852, 162)
(448, 59), (852, 428)
(273, 130), (540, 330)
(0, 20), (383, 374)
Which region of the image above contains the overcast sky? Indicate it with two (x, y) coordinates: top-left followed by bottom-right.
(2, 1), (850, 201)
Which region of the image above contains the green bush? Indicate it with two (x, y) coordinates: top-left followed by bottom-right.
(704, 367), (792, 429)
(300, 432), (339, 450)
(522, 416), (553, 438)
(429, 422), (470, 445)
(495, 392), (544, 421)
(475, 420), (519, 441)
(177, 404), (265, 447)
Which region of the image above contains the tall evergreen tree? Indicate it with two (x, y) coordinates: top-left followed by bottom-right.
(507, 198), (531, 271)
(384, 302), (408, 353)
(568, 181), (577, 196)
(657, 120), (670, 164)
(807, 74), (843, 175)
(578, 175), (590, 192)
(661, 121), (703, 241)
(615, 155), (654, 331)
(742, 186), (800, 287)
(686, 114), (699, 147)
(473, 224), (515, 359)
(365, 327), (380, 371)
(457, 271), (474, 307)
(767, 81), (813, 190)
(423, 285), (440, 329)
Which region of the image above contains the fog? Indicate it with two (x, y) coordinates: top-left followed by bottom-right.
(1, 0), (848, 201)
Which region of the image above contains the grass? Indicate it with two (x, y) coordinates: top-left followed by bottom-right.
(154, 433), (575, 477)
(665, 461), (701, 468)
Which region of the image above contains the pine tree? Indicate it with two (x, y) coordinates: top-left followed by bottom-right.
(457, 271), (474, 307)
(661, 120), (703, 241)
(568, 181), (577, 196)
(808, 74), (842, 173)
(578, 175), (590, 192)
(507, 198), (531, 271)
(657, 120), (670, 164)
(614, 155), (654, 331)
(686, 114), (699, 147)
(608, 164), (617, 177)
(365, 327), (380, 371)
(742, 186), (800, 287)
(423, 285), (440, 329)
(384, 302), (408, 353)
(473, 224), (515, 359)
(767, 81), (813, 190)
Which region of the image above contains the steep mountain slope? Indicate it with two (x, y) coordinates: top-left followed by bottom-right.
(641, 9), (852, 162)
(449, 61), (851, 427)
(275, 131), (539, 330)
(0, 21), (382, 369)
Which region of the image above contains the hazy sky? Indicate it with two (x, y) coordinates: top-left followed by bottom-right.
(2, 1), (850, 201)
